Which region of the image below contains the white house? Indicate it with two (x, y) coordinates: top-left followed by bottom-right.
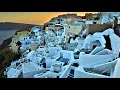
(22, 62), (42, 78)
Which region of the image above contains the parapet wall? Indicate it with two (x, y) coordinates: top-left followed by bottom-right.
(86, 24), (113, 35)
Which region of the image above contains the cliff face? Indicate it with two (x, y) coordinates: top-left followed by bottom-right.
(0, 37), (12, 51)
(0, 36), (21, 77)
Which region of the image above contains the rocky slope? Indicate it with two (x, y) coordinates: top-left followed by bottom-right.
(0, 37), (12, 51)
(0, 48), (21, 78)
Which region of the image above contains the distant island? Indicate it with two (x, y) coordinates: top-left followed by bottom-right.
(0, 22), (42, 30)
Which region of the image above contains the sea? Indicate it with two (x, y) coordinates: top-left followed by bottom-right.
(0, 30), (17, 45)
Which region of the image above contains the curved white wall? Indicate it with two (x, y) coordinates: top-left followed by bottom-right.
(79, 52), (118, 67)
(74, 66), (111, 78)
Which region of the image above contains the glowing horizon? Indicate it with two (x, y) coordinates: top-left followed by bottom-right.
(0, 12), (98, 25)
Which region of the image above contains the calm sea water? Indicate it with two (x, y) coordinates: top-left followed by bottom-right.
(0, 30), (17, 45)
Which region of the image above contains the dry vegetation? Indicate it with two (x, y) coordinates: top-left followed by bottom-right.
(0, 48), (21, 78)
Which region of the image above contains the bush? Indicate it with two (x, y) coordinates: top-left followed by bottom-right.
(0, 48), (21, 77)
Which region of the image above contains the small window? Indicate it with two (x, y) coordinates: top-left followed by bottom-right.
(93, 22), (96, 24)
(72, 63), (79, 67)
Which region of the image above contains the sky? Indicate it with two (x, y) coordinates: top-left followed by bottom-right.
(0, 12), (98, 25)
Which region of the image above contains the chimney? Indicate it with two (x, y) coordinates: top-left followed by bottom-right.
(113, 17), (118, 31)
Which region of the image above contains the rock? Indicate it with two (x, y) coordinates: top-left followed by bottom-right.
(0, 37), (12, 51)
(0, 56), (4, 64)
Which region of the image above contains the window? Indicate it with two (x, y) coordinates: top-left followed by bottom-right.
(71, 63), (79, 67)
(93, 22), (96, 24)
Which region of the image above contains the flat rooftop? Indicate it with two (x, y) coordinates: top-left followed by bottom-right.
(22, 62), (41, 73)
(7, 68), (21, 78)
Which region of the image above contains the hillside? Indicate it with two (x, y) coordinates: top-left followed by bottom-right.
(0, 47), (21, 78)
(0, 37), (12, 51)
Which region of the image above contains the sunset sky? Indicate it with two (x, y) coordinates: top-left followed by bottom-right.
(0, 12), (98, 25)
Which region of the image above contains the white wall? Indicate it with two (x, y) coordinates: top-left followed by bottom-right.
(61, 50), (74, 61)
(7, 68), (22, 78)
(63, 25), (70, 35)
(23, 70), (40, 78)
(95, 49), (111, 55)
(83, 33), (106, 50)
(34, 71), (60, 78)
(26, 51), (37, 61)
(89, 40), (101, 50)
(89, 46), (104, 55)
(93, 59), (117, 73)
(74, 66), (110, 78)
(85, 20), (93, 24)
(50, 61), (64, 72)
(79, 52), (118, 67)
(59, 60), (80, 78)
(77, 38), (84, 49)
(109, 32), (120, 53)
(59, 65), (71, 78)
(101, 15), (110, 24)
(113, 58), (120, 78)
(46, 59), (54, 68)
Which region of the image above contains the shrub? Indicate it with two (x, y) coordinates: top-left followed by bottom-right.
(0, 48), (21, 77)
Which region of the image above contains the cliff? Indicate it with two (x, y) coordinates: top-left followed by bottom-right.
(0, 37), (12, 51)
